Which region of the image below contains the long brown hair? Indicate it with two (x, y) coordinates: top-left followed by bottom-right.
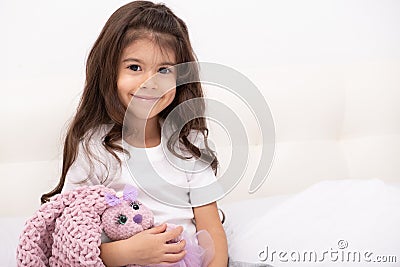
(41, 1), (218, 204)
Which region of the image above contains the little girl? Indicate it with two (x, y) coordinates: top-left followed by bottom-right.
(41, 1), (228, 266)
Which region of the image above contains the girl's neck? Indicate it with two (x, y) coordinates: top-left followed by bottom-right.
(124, 116), (161, 148)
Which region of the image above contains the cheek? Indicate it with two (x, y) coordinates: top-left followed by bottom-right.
(118, 79), (131, 94)
(163, 89), (176, 106)
(117, 80), (127, 100)
(117, 77), (140, 106)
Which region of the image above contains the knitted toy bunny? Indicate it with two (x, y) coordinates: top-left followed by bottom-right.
(101, 185), (214, 267)
(16, 184), (214, 267)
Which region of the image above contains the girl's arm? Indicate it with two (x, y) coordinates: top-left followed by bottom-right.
(100, 224), (186, 266)
(193, 202), (228, 267)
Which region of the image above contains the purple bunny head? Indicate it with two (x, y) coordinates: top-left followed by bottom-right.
(102, 185), (154, 241)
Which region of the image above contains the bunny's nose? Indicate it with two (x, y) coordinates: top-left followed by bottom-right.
(133, 214), (143, 224)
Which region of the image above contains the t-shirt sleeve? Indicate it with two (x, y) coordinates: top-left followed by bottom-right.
(185, 129), (216, 185)
(188, 160), (224, 206)
(187, 161), (217, 188)
(185, 130), (224, 205)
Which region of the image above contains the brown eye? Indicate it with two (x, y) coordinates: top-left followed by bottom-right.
(128, 64), (141, 71)
(117, 214), (127, 225)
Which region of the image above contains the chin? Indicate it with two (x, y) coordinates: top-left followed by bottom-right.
(125, 109), (159, 121)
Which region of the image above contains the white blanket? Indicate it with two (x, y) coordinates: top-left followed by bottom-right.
(225, 179), (400, 267)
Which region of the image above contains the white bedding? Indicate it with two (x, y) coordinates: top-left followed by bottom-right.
(2, 179), (399, 267)
(0, 217), (28, 267)
(222, 179), (400, 267)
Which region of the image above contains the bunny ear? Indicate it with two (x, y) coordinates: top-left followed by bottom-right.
(105, 193), (122, 206)
(123, 185), (138, 202)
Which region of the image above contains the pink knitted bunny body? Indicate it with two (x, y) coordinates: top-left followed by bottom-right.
(17, 185), (115, 267)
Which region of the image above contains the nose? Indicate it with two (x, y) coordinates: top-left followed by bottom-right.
(133, 214), (143, 224)
(140, 72), (158, 90)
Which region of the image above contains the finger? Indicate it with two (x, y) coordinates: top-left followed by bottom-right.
(164, 239), (186, 253)
(146, 223), (167, 234)
(161, 250), (187, 263)
(162, 225), (183, 242)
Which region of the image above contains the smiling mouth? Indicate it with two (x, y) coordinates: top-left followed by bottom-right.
(131, 94), (161, 101)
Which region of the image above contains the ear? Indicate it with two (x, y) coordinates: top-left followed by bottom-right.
(105, 193), (122, 206)
(123, 185), (138, 202)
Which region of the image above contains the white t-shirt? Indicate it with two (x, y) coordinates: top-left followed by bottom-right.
(61, 124), (218, 242)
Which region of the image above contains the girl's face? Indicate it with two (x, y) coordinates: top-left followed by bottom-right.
(117, 38), (177, 120)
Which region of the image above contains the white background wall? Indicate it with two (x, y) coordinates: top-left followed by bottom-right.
(1, 0), (399, 216)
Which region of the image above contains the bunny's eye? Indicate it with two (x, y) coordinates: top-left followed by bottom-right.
(117, 214), (128, 225)
(130, 201), (140, 210)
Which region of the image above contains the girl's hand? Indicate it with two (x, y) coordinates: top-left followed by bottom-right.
(121, 223), (187, 265)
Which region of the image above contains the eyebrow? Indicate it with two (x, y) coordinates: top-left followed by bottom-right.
(122, 57), (175, 66)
